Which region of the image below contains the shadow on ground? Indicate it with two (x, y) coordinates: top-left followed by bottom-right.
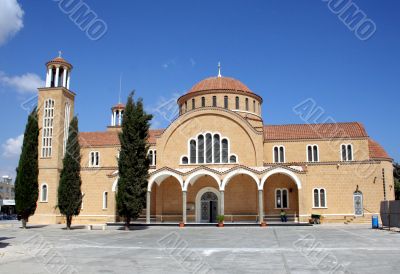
(0, 237), (15, 248)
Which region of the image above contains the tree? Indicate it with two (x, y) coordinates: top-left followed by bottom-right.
(57, 117), (82, 229)
(394, 163), (400, 200)
(116, 92), (152, 230)
(15, 108), (39, 229)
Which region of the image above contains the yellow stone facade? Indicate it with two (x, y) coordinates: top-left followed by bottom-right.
(30, 57), (394, 225)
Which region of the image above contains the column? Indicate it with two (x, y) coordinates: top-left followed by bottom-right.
(118, 110), (122, 125)
(220, 190), (224, 216)
(62, 68), (67, 87)
(46, 68), (51, 87)
(112, 111), (116, 126)
(146, 191), (151, 224)
(182, 191), (187, 224)
(55, 67), (60, 87)
(258, 190), (264, 224)
(67, 72), (71, 90)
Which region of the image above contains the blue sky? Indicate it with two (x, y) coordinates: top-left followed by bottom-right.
(0, 0), (399, 178)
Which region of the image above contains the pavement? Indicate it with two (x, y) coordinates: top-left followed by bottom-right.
(0, 222), (400, 273)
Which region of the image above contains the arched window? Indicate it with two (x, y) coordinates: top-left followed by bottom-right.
(192, 98), (195, 110)
(148, 149), (156, 166)
(41, 184), (48, 202)
(181, 133), (237, 165)
(185, 101), (188, 112)
(63, 102), (71, 157)
(275, 188), (289, 208)
(341, 144), (353, 161)
(201, 97), (205, 107)
(313, 188), (327, 208)
(224, 96), (228, 109)
(213, 134), (220, 163)
(190, 140), (196, 164)
(273, 146), (285, 163)
(347, 144), (353, 161)
(212, 96), (217, 107)
(245, 98), (249, 111)
(198, 135), (204, 163)
(307, 145), (319, 162)
(253, 100), (256, 112)
(42, 99), (55, 158)
(205, 133), (212, 163)
(148, 150), (153, 165)
(221, 139), (228, 163)
(103, 192), (108, 209)
(89, 151), (100, 167)
(235, 96), (240, 109)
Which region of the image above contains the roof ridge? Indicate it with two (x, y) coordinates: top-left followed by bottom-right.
(264, 121), (363, 127)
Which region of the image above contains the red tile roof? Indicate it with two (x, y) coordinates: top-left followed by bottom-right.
(46, 56), (73, 68)
(112, 103), (125, 110)
(148, 129), (164, 144)
(188, 76), (253, 94)
(264, 122), (368, 140)
(368, 139), (391, 160)
(79, 129), (164, 147)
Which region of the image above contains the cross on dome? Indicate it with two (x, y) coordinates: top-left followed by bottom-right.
(218, 62), (222, 78)
(58, 50), (62, 58)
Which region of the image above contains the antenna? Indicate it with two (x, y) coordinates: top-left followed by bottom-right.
(119, 74), (122, 104)
(58, 50), (62, 58)
(218, 62), (222, 78)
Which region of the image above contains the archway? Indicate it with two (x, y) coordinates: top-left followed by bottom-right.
(195, 187), (220, 223)
(263, 173), (299, 222)
(147, 171), (184, 223)
(223, 170), (260, 223)
(185, 171), (221, 223)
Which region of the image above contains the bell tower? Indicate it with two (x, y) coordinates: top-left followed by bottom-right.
(107, 103), (125, 132)
(31, 53), (76, 224)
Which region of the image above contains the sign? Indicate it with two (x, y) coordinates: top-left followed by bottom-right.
(1, 199), (15, 206)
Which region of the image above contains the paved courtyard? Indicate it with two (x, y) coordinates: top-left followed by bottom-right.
(0, 222), (400, 273)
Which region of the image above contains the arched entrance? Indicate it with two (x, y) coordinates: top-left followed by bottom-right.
(197, 189), (219, 223)
(147, 171), (184, 223)
(222, 170), (260, 223)
(262, 173), (299, 222)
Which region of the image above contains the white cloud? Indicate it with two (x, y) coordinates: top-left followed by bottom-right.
(0, 71), (44, 93)
(2, 134), (23, 158)
(162, 59), (176, 69)
(0, 0), (24, 46)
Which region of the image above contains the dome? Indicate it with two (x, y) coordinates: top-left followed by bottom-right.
(111, 103), (125, 110)
(46, 55), (73, 69)
(188, 76), (253, 94)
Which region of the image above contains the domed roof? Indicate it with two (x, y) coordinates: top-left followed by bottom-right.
(188, 76), (253, 94)
(46, 54), (73, 69)
(111, 103), (125, 110)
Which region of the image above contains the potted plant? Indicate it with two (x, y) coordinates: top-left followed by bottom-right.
(260, 221), (267, 227)
(217, 215), (224, 227)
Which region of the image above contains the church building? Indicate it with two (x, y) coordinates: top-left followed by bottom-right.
(30, 55), (394, 225)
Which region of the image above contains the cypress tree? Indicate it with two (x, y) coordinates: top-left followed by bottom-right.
(116, 92), (152, 230)
(57, 116), (82, 229)
(15, 108), (39, 229)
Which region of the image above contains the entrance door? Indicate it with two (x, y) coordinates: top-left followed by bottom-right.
(354, 191), (363, 216)
(200, 192), (218, 223)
